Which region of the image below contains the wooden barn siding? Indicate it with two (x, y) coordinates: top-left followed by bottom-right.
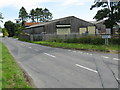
(33, 26), (44, 34)
(45, 23), (56, 34)
(70, 17), (94, 33)
(22, 16), (97, 41)
(23, 28), (33, 34)
(23, 17), (94, 35)
(44, 17), (71, 34)
(96, 23), (106, 31)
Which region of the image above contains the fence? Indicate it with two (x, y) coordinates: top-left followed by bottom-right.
(19, 33), (97, 41)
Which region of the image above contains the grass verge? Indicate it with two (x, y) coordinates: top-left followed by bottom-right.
(0, 41), (32, 88)
(32, 41), (120, 52)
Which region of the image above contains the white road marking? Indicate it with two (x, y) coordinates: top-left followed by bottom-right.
(113, 58), (120, 61)
(78, 52), (83, 53)
(73, 51), (76, 52)
(89, 54), (92, 55)
(86, 53), (89, 54)
(44, 53), (56, 58)
(117, 78), (120, 81)
(34, 49), (39, 51)
(101, 56), (109, 59)
(75, 64), (98, 73)
(28, 47), (32, 48)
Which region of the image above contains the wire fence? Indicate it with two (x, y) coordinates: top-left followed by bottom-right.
(19, 33), (97, 41)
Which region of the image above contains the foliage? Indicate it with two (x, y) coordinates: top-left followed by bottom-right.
(18, 7), (53, 23)
(32, 41), (119, 51)
(19, 7), (28, 25)
(48, 36), (119, 45)
(4, 21), (16, 37)
(29, 9), (36, 22)
(0, 12), (3, 22)
(90, 0), (120, 35)
(109, 37), (120, 45)
(2, 28), (9, 37)
(42, 8), (53, 22)
(35, 8), (43, 22)
(4, 21), (23, 37)
(15, 24), (24, 36)
(0, 42), (32, 88)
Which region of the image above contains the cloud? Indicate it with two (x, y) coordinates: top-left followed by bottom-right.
(0, 0), (95, 27)
(0, 0), (57, 11)
(0, 0), (94, 9)
(62, 0), (94, 6)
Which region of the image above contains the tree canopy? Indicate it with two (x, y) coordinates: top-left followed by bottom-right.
(29, 9), (36, 22)
(4, 21), (16, 37)
(42, 8), (53, 22)
(19, 7), (53, 24)
(0, 12), (3, 23)
(90, 0), (120, 35)
(19, 7), (28, 25)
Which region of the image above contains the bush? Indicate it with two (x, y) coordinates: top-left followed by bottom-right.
(64, 38), (79, 43)
(48, 36), (119, 45)
(64, 36), (104, 45)
(109, 38), (120, 45)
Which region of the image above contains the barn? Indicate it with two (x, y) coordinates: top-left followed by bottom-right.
(23, 16), (98, 41)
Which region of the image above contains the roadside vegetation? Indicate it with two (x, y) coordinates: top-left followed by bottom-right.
(32, 41), (119, 52)
(0, 41), (32, 88)
(18, 36), (120, 52)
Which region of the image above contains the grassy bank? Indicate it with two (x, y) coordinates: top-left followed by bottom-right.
(0, 41), (32, 88)
(32, 41), (120, 52)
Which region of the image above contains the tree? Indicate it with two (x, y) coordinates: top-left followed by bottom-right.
(19, 7), (28, 26)
(15, 24), (24, 36)
(29, 9), (35, 22)
(90, 0), (120, 35)
(35, 8), (43, 22)
(0, 12), (3, 22)
(4, 21), (16, 37)
(43, 8), (53, 22)
(2, 28), (9, 37)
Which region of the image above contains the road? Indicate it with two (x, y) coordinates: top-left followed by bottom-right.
(2, 37), (119, 88)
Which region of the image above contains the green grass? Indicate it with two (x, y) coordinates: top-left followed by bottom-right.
(32, 41), (120, 52)
(0, 41), (32, 88)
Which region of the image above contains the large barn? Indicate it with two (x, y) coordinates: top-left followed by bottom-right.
(23, 16), (100, 41)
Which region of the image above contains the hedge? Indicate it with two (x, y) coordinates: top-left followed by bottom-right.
(48, 36), (119, 45)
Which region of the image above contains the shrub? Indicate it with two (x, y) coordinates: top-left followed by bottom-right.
(55, 38), (64, 43)
(48, 36), (119, 45)
(64, 36), (104, 45)
(64, 38), (79, 43)
(109, 38), (120, 45)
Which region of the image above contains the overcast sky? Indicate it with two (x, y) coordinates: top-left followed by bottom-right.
(0, 0), (99, 28)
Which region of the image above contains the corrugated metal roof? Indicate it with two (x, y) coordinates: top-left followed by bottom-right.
(24, 22), (42, 26)
(26, 16), (94, 29)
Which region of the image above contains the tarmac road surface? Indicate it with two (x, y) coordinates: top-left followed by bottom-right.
(2, 37), (119, 88)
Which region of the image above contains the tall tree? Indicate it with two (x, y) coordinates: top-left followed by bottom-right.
(4, 21), (15, 37)
(29, 9), (35, 22)
(43, 8), (53, 22)
(35, 8), (43, 22)
(0, 12), (3, 22)
(90, 0), (120, 35)
(19, 7), (28, 26)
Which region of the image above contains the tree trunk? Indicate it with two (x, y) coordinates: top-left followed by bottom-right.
(110, 26), (114, 35)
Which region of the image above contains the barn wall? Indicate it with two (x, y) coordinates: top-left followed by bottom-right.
(70, 17), (94, 33)
(45, 23), (56, 34)
(22, 16), (98, 41)
(33, 26), (44, 34)
(96, 23), (106, 32)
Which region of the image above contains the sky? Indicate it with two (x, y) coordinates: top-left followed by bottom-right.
(0, 0), (99, 28)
